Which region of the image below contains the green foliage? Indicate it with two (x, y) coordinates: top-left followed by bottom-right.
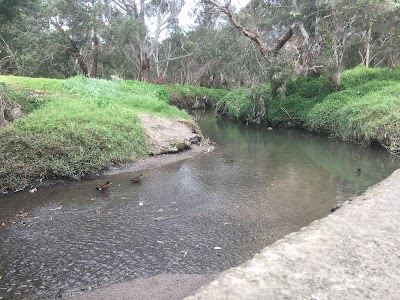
(169, 84), (228, 108)
(0, 75), (61, 91)
(216, 85), (271, 124)
(215, 66), (400, 155)
(217, 76), (332, 126)
(0, 0), (35, 23)
(267, 76), (333, 125)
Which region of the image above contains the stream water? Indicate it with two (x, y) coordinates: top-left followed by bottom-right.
(1, 111), (399, 299)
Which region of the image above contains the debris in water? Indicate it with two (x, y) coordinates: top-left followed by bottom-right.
(49, 206), (63, 211)
(213, 246), (222, 250)
(29, 188), (37, 193)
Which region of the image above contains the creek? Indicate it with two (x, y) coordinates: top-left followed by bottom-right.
(1, 111), (399, 299)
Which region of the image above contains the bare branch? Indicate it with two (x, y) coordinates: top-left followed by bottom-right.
(155, 53), (193, 65)
(201, 0), (296, 58)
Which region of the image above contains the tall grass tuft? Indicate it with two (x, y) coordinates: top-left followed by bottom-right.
(216, 85), (271, 124)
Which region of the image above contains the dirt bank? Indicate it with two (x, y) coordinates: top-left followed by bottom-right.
(102, 115), (214, 176)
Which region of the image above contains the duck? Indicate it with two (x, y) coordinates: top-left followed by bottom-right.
(355, 168), (362, 173)
(28, 187), (37, 193)
(130, 175), (143, 183)
(96, 180), (112, 191)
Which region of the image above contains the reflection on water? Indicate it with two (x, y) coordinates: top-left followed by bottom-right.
(1, 111), (399, 299)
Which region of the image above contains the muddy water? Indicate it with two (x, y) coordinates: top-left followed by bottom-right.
(1, 112), (399, 299)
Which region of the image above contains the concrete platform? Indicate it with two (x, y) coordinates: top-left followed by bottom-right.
(186, 169), (400, 300)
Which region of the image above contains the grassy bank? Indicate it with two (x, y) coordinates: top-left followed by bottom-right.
(0, 76), (225, 193)
(216, 66), (400, 155)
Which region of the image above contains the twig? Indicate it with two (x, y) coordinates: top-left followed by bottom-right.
(280, 107), (294, 121)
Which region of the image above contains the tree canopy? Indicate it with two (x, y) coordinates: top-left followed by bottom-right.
(0, 0), (399, 88)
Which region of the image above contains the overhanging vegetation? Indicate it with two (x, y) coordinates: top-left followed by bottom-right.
(216, 66), (400, 155)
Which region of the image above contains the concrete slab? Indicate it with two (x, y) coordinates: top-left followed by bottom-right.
(186, 169), (400, 300)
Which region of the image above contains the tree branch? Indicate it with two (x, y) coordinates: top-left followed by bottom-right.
(201, 0), (296, 58)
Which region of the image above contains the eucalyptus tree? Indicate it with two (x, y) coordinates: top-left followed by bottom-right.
(46, 0), (111, 77)
(0, 0), (39, 73)
(198, 0), (329, 92)
(0, 0), (35, 23)
(316, 0), (400, 86)
(110, 0), (184, 81)
(347, 0), (400, 69)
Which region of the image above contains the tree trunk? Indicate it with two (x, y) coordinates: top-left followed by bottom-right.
(388, 23), (398, 69)
(331, 8), (345, 87)
(90, 28), (99, 78)
(201, 0), (295, 58)
(139, 53), (151, 82)
(365, 22), (372, 68)
(299, 18), (323, 76)
(0, 94), (5, 128)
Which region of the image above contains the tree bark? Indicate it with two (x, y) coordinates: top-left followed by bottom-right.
(0, 93), (5, 128)
(388, 23), (398, 69)
(298, 18), (323, 76)
(331, 8), (344, 87)
(365, 22), (372, 68)
(140, 52), (151, 82)
(90, 28), (99, 78)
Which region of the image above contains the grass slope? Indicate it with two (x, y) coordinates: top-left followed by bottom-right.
(0, 76), (220, 193)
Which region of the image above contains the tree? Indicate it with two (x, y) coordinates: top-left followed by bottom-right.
(111, 0), (184, 81)
(47, 0), (111, 77)
(0, 0), (34, 23)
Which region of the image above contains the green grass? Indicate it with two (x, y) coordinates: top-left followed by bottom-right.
(0, 75), (217, 193)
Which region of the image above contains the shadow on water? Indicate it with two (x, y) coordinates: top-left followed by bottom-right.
(1, 111), (399, 299)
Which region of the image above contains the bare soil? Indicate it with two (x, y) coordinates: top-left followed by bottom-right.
(103, 115), (214, 176)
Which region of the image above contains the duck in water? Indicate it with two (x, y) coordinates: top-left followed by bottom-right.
(130, 175), (143, 183)
(96, 180), (112, 192)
